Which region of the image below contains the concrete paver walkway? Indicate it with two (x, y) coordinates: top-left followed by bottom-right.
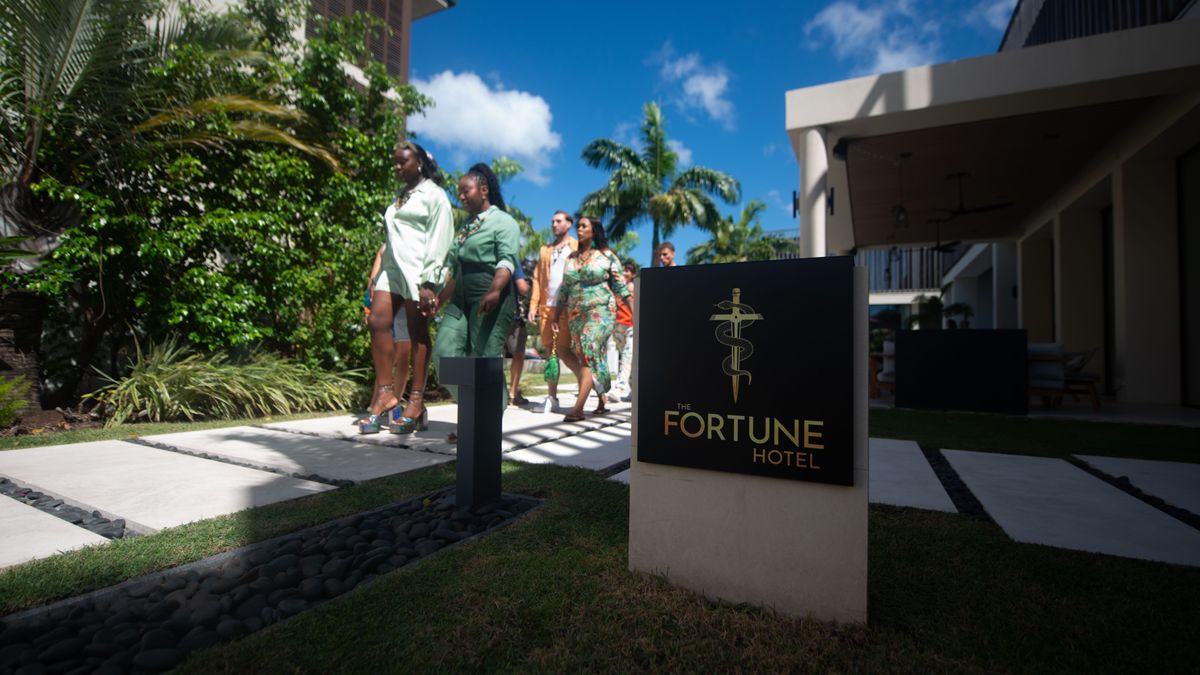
(426, 398), (631, 451)
(506, 423), (631, 471)
(944, 449), (1200, 566)
(262, 397), (631, 454)
(0, 497), (108, 568)
(144, 426), (453, 483)
(259, 415), (458, 454)
(0, 441), (332, 534)
(1075, 455), (1200, 515)
(869, 438), (956, 512)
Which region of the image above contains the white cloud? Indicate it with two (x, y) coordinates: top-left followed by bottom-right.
(805, 1), (941, 76)
(763, 143), (778, 158)
(407, 71), (562, 185)
(966, 0), (1016, 31)
(650, 43), (736, 130)
(612, 120), (637, 148)
(667, 140), (692, 167)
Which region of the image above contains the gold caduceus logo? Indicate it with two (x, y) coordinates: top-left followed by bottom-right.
(710, 288), (764, 403)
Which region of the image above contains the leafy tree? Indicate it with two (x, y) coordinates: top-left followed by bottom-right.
(686, 200), (797, 264)
(1, 3), (428, 406)
(580, 102), (740, 266)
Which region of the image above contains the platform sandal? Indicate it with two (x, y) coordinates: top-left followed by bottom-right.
(359, 384), (397, 434)
(389, 389), (428, 434)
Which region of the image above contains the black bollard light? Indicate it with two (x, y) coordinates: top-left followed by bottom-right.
(439, 356), (504, 509)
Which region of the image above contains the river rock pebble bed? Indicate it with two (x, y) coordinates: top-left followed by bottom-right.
(0, 478), (131, 540)
(0, 489), (538, 674)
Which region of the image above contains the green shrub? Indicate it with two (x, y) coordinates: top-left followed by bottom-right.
(87, 338), (365, 426)
(0, 376), (31, 427)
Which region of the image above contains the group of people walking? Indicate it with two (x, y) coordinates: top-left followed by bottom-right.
(359, 141), (636, 435)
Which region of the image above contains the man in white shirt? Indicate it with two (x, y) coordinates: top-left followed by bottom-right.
(529, 211), (581, 413)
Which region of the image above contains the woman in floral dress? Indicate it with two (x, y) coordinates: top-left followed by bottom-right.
(550, 216), (631, 422)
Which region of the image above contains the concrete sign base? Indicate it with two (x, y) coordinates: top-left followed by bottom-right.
(629, 265), (868, 623)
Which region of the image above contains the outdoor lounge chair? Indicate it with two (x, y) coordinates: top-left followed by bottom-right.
(874, 340), (895, 397)
(1063, 348), (1102, 410)
(1028, 342), (1066, 408)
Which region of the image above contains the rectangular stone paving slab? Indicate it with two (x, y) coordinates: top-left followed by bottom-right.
(608, 468), (631, 484)
(259, 415), (457, 454)
(263, 401), (631, 455)
(869, 438), (956, 512)
(1076, 455), (1200, 516)
(0, 496), (109, 569)
(944, 449), (1200, 566)
(0, 441), (333, 533)
(144, 426), (453, 483)
(505, 423), (631, 471)
(426, 399), (630, 451)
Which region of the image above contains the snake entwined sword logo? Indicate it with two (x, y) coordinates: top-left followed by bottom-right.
(710, 288), (764, 403)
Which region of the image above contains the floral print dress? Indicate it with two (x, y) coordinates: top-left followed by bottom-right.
(555, 249), (631, 394)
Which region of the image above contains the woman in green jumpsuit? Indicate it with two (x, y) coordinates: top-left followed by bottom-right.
(433, 163), (521, 406)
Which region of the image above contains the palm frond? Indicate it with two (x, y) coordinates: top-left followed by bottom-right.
(0, 0), (153, 181)
(580, 138), (641, 172)
(639, 101), (677, 183)
(228, 120), (341, 172)
(133, 94), (306, 133)
(673, 166), (741, 204)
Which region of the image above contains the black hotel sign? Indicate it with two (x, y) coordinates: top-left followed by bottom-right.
(636, 256), (854, 486)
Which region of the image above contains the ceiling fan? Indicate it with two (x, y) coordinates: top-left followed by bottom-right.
(934, 172), (1014, 221)
(926, 217), (959, 253)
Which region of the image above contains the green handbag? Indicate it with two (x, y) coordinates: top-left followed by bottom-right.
(543, 334), (559, 382)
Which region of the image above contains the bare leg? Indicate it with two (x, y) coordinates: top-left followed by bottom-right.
(366, 290), (398, 415)
(400, 299), (430, 420)
(393, 339), (411, 401)
(509, 346), (525, 401)
(550, 317), (583, 399)
(570, 366), (593, 419)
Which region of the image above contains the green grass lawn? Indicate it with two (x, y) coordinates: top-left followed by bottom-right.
(870, 408), (1200, 462)
(1, 409), (1197, 671)
(167, 464), (1195, 673)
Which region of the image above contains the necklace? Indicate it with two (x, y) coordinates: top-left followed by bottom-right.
(576, 247), (597, 266)
(394, 178), (424, 209)
(456, 206), (491, 245)
(551, 241), (569, 266)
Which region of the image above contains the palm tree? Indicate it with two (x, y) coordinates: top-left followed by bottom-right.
(0, 0), (337, 254)
(686, 200), (798, 264)
(580, 102), (740, 266)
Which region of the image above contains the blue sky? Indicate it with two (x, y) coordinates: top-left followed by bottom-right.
(407, 0), (1016, 266)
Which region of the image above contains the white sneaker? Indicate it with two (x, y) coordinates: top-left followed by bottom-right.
(607, 391), (623, 403)
(541, 396), (559, 414)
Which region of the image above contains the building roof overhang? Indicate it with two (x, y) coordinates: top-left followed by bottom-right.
(414, 0), (454, 21)
(785, 19), (1200, 251)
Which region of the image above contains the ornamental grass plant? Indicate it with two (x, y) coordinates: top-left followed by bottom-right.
(0, 375), (30, 427)
(87, 338), (363, 425)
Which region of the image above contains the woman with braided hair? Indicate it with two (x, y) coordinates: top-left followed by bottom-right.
(360, 140), (453, 434)
(433, 162), (522, 412)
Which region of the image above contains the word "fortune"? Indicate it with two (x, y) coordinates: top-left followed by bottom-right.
(663, 411), (824, 449)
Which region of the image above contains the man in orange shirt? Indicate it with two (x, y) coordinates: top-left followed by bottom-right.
(608, 260), (637, 402)
(529, 211), (581, 413)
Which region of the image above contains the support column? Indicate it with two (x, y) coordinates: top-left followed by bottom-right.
(1018, 230), (1055, 343)
(799, 127), (828, 258)
(1055, 206), (1105, 382)
(1112, 159), (1180, 404)
(992, 242), (1018, 329)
